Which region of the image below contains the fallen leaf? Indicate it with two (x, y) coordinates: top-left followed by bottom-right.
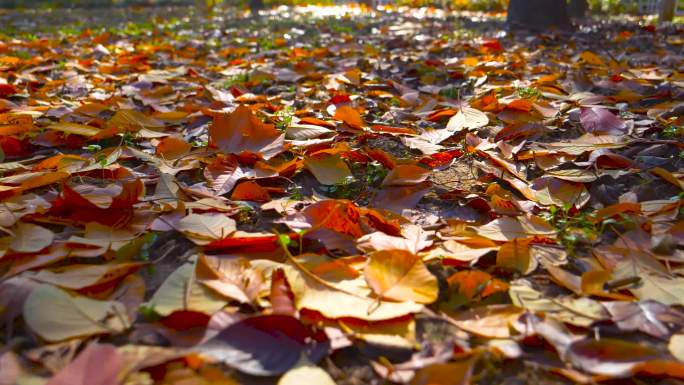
(145, 258), (228, 317)
(445, 305), (522, 339)
(365, 249), (439, 304)
(155, 136), (192, 160)
(304, 153), (353, 185)
(209, 105), (285, 159)
(199, 314), (329, 376)
(46, 343), (122, 385)
(196, 255), (265, 304)
(567, 338), (659, 377)
(580, 107), (627, 135)
(670, 334), (684, 362)
(10, 222), (54, 253)
(204, 154), (248, 196)
(278, 364), (337, 385)
(333, 105), (363, 128)
(24, 284), (130, 342)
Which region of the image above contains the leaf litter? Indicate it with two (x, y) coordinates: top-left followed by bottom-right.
(0, 4), (683, 385)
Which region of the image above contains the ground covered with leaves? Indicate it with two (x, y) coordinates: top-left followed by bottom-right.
(1, 5), (684, 385)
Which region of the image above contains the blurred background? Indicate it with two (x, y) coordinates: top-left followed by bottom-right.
(0, 0), (681, 14)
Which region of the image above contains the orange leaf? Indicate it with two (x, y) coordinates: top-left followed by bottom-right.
(156, 136), (191, 160)
(304, 200), (364, 238)
(49, 178), (143, 228)
(381, 164), (430, 187)
(0, 113), (32, 136)
(447, 270), (509, 301)
(506, 99), (534, 112)
(333, 105), (363, 128)
(231, 181), (271, 202)
(208, 105), (284, 159)
(410, 359), (474, 385)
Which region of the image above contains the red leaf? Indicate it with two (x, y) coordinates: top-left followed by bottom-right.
(270, 269), (296, 316)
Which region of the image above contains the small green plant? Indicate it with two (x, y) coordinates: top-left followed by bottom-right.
(662, 125), (683, 139)
(121, 131), (137, 147)
(10, 51), (32, 60)
(541, 204), (640, 256)
(95, 153), (108, 168)
(275, 106), (295, 130)
(83, 144), (102, 152)
(321, 175), (360, 199)
(192, 139), (208, 148)
(365, 161), (388, 187)
(541, 204), (598, 256)
(516, 87), (542, 99)
(234, 203), (258, 225)
(222, 72), (250, 89)
(289, 184), (305, 201)
(138, 304), (160, 322)
(257, 37), (277, 51)
(388, 97), (402, 107)
(439, 86), (461, 100)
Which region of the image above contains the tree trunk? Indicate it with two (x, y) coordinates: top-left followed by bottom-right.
(659, 0), (677, 23)
(249, 0), (264, 17)
(569, 0), (588, 20)
(507, 0), (572, 30)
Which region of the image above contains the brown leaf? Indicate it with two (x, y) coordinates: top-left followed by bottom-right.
(208, 105), (284, 159)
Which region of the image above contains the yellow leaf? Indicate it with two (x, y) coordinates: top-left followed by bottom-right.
(48, 122), (101, 136)
(283, 258), (423, 322)
(32, 263), (142, 291)
(446, 107), (488, 132)
(669, 335), (684, 362)
(579, 51), (605, 66)
(304, 153), (353, 185)
(496, 238), (536, 274)
(364, 249), (438, 304)
(278, 365), (337, 385)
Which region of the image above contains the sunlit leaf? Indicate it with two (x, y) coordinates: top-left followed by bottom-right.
(24, 284), (130, 342)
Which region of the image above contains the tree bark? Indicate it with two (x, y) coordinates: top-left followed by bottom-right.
(569, 0), (589, 20)
(249, 0), (264, 17)
(507, 0), (572, 30)
(659, 0), (677, 23)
